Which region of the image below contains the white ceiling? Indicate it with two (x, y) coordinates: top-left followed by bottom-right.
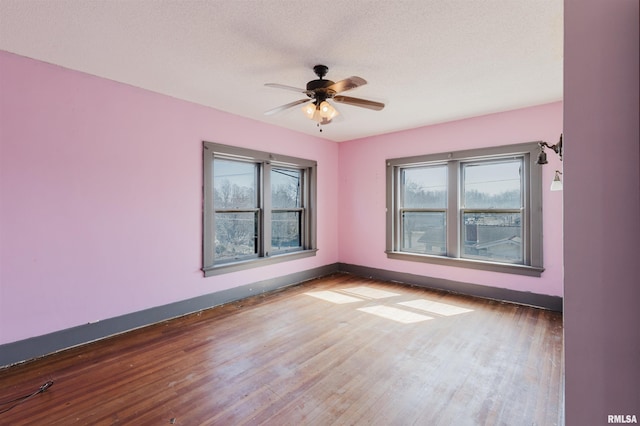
(0, 0), (563, 142)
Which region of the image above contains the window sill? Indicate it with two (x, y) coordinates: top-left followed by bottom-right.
(203, 249), (318, 277)
(385, 251), (544, 277)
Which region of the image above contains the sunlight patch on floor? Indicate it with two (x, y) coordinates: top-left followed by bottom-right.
(304, 288), (472, 324)
(341, 286), (401, 300)
(398, 299), (474, 316)
(357, 305), (433, 323)
(304, 291), (363, 304)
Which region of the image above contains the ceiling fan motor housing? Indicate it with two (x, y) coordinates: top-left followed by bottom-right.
(307, 65), (336, 105)
(306, 65), (336, 102)
(306, 80), (335, 100)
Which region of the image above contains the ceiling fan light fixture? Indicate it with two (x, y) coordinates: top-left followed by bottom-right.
(302, 102), (316, 119)
(318, 101), (338, 121)
(301, 100), (339, 124)
(267, 65), (384, 128)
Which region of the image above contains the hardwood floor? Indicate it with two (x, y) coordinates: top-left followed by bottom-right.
(0, 274), (563, 425)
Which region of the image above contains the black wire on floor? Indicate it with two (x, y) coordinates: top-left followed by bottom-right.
(0, 381), (54, 414)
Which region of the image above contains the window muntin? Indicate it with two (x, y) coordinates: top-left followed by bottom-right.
(203, 142), (317, 276)
(386, 142), (543, 276)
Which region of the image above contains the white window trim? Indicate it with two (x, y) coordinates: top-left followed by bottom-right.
(385, 142), (544, 277)
(203, 142), (317, 277)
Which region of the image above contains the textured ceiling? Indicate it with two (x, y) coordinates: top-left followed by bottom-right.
(0, 0), (563, 142)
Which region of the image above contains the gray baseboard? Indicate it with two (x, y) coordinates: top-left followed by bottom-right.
(337, 262), (563, 312)
(1, 262), (562, 368)
(0, 263), (340, 368)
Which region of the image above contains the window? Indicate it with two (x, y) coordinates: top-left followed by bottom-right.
(203, 142), (317, 276)
(386, 142), (544, 276)
(461, 159), (523, 263)
(271, 167), (304, 253)
(400, 164), (448, 256)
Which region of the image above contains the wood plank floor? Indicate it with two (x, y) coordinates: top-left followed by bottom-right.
(0, 274), (563, 425)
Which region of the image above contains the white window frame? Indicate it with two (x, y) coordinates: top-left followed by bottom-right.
(203, 142), (317, 276)
(386, 142), (544, 277)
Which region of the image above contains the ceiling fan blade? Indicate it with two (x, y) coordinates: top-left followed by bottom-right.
(264, 83), (311, 94)
(264, 99), (309, 116)
(327, 76), (367, 93)
(333, 95), (385, 111)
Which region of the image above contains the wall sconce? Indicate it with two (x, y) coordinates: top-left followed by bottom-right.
(550, 170), (563, 191)
(536, 134), (563, 165)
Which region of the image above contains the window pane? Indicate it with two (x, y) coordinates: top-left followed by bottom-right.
(401, 212), (446, 255)
(272, 211), (301, 251)
(213, 159), (257, 209)
(214, 212), (258, 260)
(463, 161), (522, 209)
(462, 212), (522, 263)
(401, 166), (447, 208)
(271, 168), (301, 209)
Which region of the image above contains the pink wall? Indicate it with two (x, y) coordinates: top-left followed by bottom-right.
(0, 50), (564, 350)
(3, 1), (637, 417)
(0, 51), (340, 345)
(563, 0), (640, 423)
(338, 102), (564, 297)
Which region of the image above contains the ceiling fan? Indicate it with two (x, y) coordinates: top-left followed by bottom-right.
(264, 65), (385, 128)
